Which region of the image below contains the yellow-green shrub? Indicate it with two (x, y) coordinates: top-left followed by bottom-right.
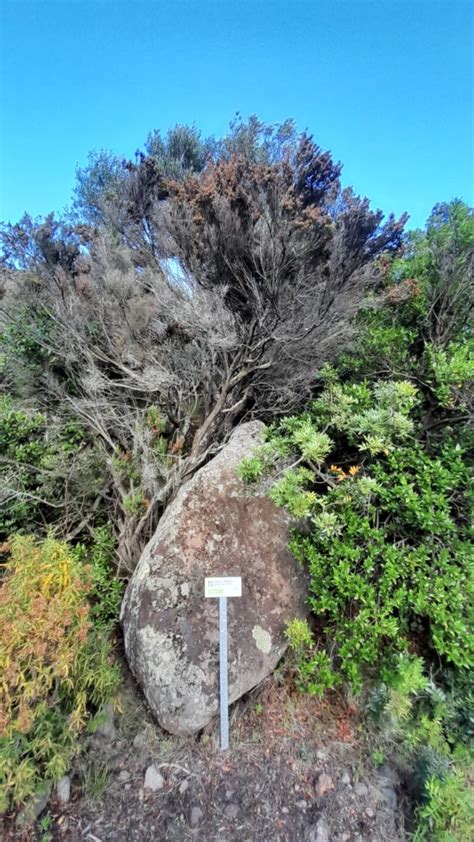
(0, 535), (119, 811)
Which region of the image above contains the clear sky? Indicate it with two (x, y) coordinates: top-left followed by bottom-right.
(0, 0), (472, 229)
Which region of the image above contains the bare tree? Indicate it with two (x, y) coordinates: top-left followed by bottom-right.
(1, 132), (407, 569)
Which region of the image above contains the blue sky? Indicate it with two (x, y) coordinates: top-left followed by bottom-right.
(0, 0), (472, 229)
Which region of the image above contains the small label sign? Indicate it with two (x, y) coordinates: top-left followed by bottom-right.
(205, 577), (242, 598)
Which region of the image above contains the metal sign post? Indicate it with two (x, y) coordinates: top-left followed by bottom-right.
(205, 577), (242, 751)
(218, 595), (229, 750)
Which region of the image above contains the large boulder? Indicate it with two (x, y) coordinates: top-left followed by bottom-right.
(120, 421), (308, 735)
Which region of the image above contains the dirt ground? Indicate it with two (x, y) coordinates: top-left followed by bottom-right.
(2, 667), (409, 842)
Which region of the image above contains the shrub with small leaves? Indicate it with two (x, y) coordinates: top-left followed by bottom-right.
(285, 619), (339, 696)
(414, 768), (474, 841)
(238, 455), (265, 483)
(75, 527), (124, 630)
(0, 535), (119, 811)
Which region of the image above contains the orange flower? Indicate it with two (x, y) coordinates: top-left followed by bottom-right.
(348, 465), (361, 477)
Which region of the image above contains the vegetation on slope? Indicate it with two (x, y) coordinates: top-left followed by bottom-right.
(241, 200), (474, 839)
(0, 117), (472, 837)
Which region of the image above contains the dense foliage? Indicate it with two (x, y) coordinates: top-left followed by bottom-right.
(241, 200), (473, 839)
(0, 536), (119, 811)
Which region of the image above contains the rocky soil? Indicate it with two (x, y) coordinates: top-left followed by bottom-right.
(2, 665), (410, 842)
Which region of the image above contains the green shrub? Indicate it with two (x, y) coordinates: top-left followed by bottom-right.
(267, 376), (473, 692)
(414, 768), (474, 841)
(0, 396), (48, 535)
(0, 395), (105, 541)
(285, 619), (339, 696)
(76, 527), (124, 630)
(238, 455), (265, 483)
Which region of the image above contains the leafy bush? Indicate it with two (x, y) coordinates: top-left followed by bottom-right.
(0, 396), (48, 535)
(285, 619), (339, 696)
(0, 395), (105, 542)
(76, 527), (124, 631)
(238, 455), (265, 483)
(365, 655), (474, 841)
(0, 535), (119, 811)
(263, 203), (474, 839)
(267, 378), (473, 693)
(414, 768), (474, 841)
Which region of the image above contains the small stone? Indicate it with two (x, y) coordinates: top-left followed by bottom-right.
(94, 702), (116, 740)
(381, 786), (397, 810)
(315, 773), (334, 797)
(341, 771), (351, 785)
(378, 765), (399, 786)
(282, 806), (289, 814)
(190, 806), (203, 825)
(366, 807), (375, 818)
(133, 729), (149, 750)
(144, 764), (164, 791)
(354, 782), (369, 797)
(56, 775), (71, 804)
(118, 770), (131, 782)
(341, 834), (351, 841)
(308, 817), (330, 842)
(296, 799), (308, 810)
(17, 784), (51, 827)
(225, 803), (239, 819)
(179, 779), (189, 795)
(316, 749), (328, 761)
(125, 784), (131, 791)
(225, 789), (234, 799)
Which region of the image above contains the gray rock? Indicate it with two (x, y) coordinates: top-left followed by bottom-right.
(341, 771), (351, 785)
(282, 807), (289, 814)
(17, 784), (51, 827)
(378, 765), (400, 786)
(297, 799), (308, 810)
(376, 765), (399, 810)
(56, 775), (71, 804)
(179, 779), (189, 795)
(118, 770), (131, 782)
(93, 702), (116, 740)
(121, 422), (308, 735)
(133, 728), (149, 750)
(190, 806), (203, 825)
(366, 807), (375, 818)
(144, 764), (164, 791)
(381, 786), (397, 810)
(307, 817), (330, 842)
(354, 782), (369, 797)
(225, 803), (239, 819)
(315, 773), (334, 796)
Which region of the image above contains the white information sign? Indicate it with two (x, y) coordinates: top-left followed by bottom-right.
(205, 576), (242, 599)
(204, 575), (242, 751)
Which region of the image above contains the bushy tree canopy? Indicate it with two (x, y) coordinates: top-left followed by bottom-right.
(0, 116), (424, 570)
